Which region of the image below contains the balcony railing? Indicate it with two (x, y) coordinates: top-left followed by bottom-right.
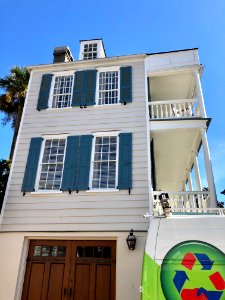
(153, 191), (225, 215)
(149, 99), (200, 119)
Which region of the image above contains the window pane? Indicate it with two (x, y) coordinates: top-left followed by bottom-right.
(38, 139), (66, 190)
(52, 75), (73, 108)
(92, 136), (117, 189)
(98, 71), (118, 105)
(83, 43), (97, 60)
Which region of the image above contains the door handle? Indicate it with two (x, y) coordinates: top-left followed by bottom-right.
(63, 288), (69, 297)
(64, 288), (72, 299)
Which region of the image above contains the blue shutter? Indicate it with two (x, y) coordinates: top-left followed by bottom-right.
(76, 135), (93, 190)
(72, 71), (85, 107)
(85, 70), (97, 106)
(21, 137), (43, 192)
(72, 70), (97, 107)
(118, 133), (132, 189)
(61, 136), (79, 191)
(120, 66), (132, 104)
(37, 74), (53, 110)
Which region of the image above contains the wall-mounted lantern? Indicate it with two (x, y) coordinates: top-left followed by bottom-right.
(126, 229), (136, 250)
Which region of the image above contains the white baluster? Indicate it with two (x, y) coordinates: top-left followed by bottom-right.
(151, 105), (154, 119)
(178, 103), (182, 117)
(156, 105), (159, 118)
(183, 103), (186, 117)
(170, 105), (173, 117)
(165, 104), (168, 117)
(188, 103), (192, 116)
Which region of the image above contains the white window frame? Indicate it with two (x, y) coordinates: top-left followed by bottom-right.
(95, 66), (121, 106)
(79, 40), (102, 60)
(82, 42), (98, 60)
(48, 71), (75, 110)
(34, 134), (68, 193)
(89, 131), (120, 191)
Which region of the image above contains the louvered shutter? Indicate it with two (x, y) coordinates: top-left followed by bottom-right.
(61, 136), (79, 191)
(118, 133), (132, 189)
(76, 135), (93, 190)
(120, 66), (132, 104)
(72, 71), (85, 107)
(21, 137), (43, 192)
(37, 74), (53, 110)
(85, 70), (97, 106)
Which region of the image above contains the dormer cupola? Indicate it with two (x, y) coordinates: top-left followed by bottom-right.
(79, 39), (106, 60)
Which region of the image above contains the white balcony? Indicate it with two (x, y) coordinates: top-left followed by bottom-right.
(149, 99), (200, 119)
(149, 126), (218, 213)
(148, 67), (206, 120)
(153, 191), (224, 216)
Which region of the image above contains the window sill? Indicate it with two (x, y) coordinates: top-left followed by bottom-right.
(46, 107), (73, 111)
(93, 103), (121, 108)
(86, 189), (119, 193)
(31, 191), (63, 195)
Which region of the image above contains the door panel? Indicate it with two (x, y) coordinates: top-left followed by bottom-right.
(71, 241), (116, 300)
(47, 263), (65, 300)
(95, 264), (111, 300)
(27, 263), (45, 300)
(22, 240), (70, 300)
(22, 240), (116, 300)
(73, 264), (90, 300)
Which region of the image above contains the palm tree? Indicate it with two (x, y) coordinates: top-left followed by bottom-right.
(0, 66), (30, 160)
(0, 159), (11, 211)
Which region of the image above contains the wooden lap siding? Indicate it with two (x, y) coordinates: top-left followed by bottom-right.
(1, 59), (149, 232)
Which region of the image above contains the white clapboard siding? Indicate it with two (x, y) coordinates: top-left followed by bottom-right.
(0, 222), (149, 232)
(4, 207), (147, 218)
(5, 199), (149, 208)
(1, 58), (150, 232)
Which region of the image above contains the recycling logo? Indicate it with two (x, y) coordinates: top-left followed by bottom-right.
(160, 241), (225, 300)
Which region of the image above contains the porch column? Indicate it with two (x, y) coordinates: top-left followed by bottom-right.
(193, 155), (202, 191)
(193, 155), (203, 208)
(187, 172), (193, 191)
(200, 128), (217, 207)
(188, 171), (195, 208)
(194, 69), (206, 118)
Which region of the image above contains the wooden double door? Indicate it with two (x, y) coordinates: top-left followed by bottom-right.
(22, 240), (116, 300)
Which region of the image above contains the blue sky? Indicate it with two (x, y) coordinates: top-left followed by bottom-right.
(0, 0), (225, 201)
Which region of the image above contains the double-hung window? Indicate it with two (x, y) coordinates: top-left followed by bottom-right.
(37, 138), (66, 190)
(91, 134), (118, 189)
(51, 73), (74, 108)
(97, 67), (120, 105)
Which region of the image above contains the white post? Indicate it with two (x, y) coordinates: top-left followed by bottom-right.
(193, 155), (202, 191)
(187, 172), (193, 191)
(182, 181), (186, 192)
(188, 171), (195, 209)
(200, 128), (217, 207)
(193, 155), (203, 208)
(194, 69), (207, 118)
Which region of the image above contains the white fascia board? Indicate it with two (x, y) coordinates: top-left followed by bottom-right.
(145, 49), (200, 74)
(149, 119), (208, 131)
(27, 54), (146, 72)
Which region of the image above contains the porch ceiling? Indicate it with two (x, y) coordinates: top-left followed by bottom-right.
(150, 72), (195, 101)
(151, 128), (201, 191)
